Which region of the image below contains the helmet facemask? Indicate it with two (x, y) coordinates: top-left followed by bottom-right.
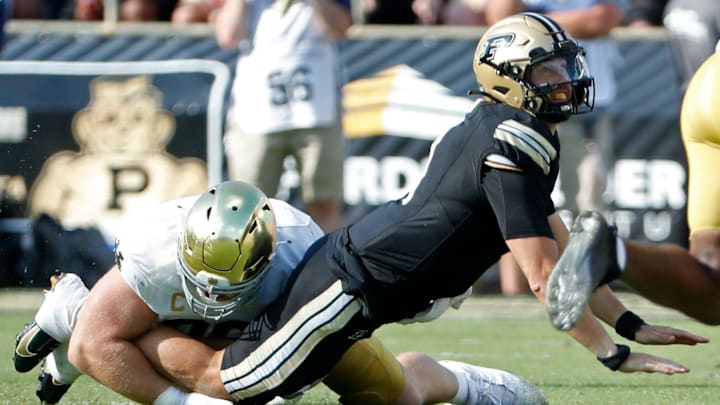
(524, 43), (595, 122)
(176, 181), (277, 322)
(177, 242), (273, 321)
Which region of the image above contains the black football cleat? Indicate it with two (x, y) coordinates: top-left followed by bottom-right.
(547, 211), (622, 331)
(14, 321), (60, 373)
(36, 360), (72, 404)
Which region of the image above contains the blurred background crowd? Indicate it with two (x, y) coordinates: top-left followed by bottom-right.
(3, 0), (670, 27)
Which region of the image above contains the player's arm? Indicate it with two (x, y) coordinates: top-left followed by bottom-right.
(484, 163), (688, 374)
(133, 323), (229, 398)
(67, 267), (176, 403)
(507, 223), (689, 374)
(588, 286), (708, 346)
(308, 0), (352, 38)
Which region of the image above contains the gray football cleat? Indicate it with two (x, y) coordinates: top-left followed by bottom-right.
(36, 360), (72, 404)
(546, 211), (621, 331)
(439, 360), (548, 405)
(14, 273), (64, 373)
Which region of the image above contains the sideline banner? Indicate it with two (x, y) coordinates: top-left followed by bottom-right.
(0, 60), (229, 239)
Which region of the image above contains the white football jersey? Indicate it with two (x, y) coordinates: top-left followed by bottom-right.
(228, 0), (342, 134)
(115, 196), (323, 322)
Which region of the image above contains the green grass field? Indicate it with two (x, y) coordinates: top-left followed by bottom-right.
(2, 289), (720, 404)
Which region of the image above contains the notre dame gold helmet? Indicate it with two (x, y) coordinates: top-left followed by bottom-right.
(177, 181), (276, 320)
(472, 12), (594, 122)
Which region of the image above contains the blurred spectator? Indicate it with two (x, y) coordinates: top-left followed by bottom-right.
(442, 0), (487, 25)
(663, 0), (720, 90)
(11, 0), (42, 18)
(1, 0), (7, 50)
(362, 0), (469, 25)
(217, 0), (350, 232)
(625, 0), (667, 26)
(73, 0), (180, 21)
(39, 0), (75, 19)
(171, 0), (222, 24)
(362, 0), (418, 23)
(487, 0), (627, 296)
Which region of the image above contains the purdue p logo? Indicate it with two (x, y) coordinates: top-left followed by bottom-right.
(479, 34), (515, 61)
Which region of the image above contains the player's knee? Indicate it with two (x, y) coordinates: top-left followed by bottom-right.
(327, 339), (407, 405)
(394, 352), (430, 405)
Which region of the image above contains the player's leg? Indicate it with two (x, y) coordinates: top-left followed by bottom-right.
(322, 337), (407, 404)
(399, 353), (547, 405)
(36, 345), (82, 404)
(324, 337), (547, 405)
(15, 272), (88, 372)
(292, 124), (344, 232)
(548, 211), (720, 330)
(14, 272), (89, 403)
(619, 240), (720, 325)
(220, 237), (372, 403)
(223, 122), (285, 197)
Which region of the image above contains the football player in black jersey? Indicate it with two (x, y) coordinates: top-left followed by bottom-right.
(69, 12), (705, 405)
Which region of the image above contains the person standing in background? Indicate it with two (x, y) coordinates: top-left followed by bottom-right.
(216, 0), (350, 232)
(663, 0), (720, 90)
(486, 0), (627, 296)
(0, 0), (7, 52)
(624, 0), (667, 27)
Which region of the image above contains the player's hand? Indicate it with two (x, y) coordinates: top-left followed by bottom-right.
(618, 352), (690, 375)
(634, 324), (709, 346)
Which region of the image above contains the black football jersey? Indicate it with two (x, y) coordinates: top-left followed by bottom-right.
(329, 101), (561, 323)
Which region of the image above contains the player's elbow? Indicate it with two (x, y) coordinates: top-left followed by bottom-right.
(526, 272), (548, 297)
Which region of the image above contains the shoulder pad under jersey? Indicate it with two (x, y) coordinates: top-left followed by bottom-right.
(489, 117), (557, 175)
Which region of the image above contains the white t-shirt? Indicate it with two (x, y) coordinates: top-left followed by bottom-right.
(228, 0), (342, 134)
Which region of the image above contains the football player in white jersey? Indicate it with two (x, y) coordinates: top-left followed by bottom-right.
(16, 180), (549, 404)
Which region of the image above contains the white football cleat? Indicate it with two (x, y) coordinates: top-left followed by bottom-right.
(439, 360), (548, 405)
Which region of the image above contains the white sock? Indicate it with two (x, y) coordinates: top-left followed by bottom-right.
(35, 273), (89, 342)
(153, 386), (188, 405)
(616, 236), (627, 271)
(449, 367), (469, 404)
(46, 344), (82, 384)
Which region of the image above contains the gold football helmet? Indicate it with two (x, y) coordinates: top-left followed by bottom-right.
(472, 12), (594, 122)
(177, 181), (277, 321)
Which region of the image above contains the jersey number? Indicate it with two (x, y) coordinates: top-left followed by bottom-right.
(268, 67), (313, 106)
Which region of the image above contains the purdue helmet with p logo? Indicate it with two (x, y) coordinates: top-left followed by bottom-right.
(177, 181), (276, 321)
(473, 12), (595, 122)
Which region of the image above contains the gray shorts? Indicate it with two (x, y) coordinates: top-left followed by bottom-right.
(223, 121), (344, 202)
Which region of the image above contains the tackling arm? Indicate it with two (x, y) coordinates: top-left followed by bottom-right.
(67, 267), (177, 404)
